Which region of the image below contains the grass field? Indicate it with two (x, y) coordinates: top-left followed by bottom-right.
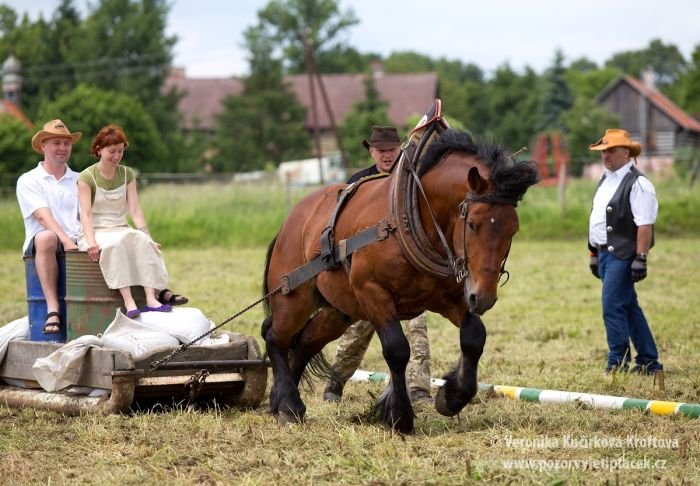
(1, 236), (699, 484)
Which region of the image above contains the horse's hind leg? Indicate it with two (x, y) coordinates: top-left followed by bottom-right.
(374, 320), (414, 434)
(436, 312), (486, 417)
(262, 298), (315, 425)
(288, 307), (354, 386)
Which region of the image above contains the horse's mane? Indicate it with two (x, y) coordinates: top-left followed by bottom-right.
(418, 129), (540, 202)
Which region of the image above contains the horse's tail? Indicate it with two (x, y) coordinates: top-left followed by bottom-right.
(262, 234), (278, 318)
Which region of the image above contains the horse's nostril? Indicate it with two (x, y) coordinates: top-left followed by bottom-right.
(468, 293), (478, 308)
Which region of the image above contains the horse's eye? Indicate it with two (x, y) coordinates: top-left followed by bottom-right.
(467, 221), (478, 233)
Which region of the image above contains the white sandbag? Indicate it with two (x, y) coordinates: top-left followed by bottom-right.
(32, 335), (103, 392)
(101, 309), (180, 356)
(0, 316), (29, 364)
(101, 330), (179, 358)
(136, 307), (213, 344)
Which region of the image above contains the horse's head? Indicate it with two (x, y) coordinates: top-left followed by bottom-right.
(417, 130), (539, 315)
(452, 167), (520, 315)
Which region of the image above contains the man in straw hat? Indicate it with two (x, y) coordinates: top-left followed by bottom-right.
(587, 128), (662, 376)
(323, 126), (433, 404)
(17, 119), (82, 334)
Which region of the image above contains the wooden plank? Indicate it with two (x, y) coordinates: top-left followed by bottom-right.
(0, 340), (134, 389)
(137, 372), (245, 386)
(131, 335), (250, 371)
(0, 333), (258, 391)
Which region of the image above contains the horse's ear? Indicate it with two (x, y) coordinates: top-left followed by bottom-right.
(467, 166), (488, 194)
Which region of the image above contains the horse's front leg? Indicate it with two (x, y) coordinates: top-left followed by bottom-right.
(436, 312), (486, 417)
(374, 319), (414, 434)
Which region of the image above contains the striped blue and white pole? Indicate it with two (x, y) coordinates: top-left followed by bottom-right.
(349, 370), (700, 419)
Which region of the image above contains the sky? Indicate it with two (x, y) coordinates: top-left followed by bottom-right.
(3, 0), (699, 78)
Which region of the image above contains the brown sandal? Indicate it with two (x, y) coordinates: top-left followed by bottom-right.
(42, 311), (62, 334)
(158, 288), (188, 306)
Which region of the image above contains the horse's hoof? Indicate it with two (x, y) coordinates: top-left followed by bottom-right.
(435, 387), (460, 417)
(277, 409), (303, 426)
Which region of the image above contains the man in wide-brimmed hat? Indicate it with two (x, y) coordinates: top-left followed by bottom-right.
(346, 126), (402, 183)
(323, 126), (433, 404)
(17, 119), (83, 334)
(587, 128), (662, 376)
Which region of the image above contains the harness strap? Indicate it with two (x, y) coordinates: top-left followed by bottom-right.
(406, 161), (458, 273)
(389, 103), (453, 278)
(320, 173), (390, 267)
(281, 220), (395, 295)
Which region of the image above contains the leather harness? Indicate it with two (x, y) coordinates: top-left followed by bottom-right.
(278, 99), (499, 296)
(280, 174), (395, 295)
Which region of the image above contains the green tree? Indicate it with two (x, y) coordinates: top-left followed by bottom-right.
(538, 50), (574, 132)
(0, 10), (56, 120)
(565, 65), (620, 101)
(77, 0), (182, 164)
(672, 44), (700, 114)
(384, 51), (435, 73)
(605, 39), (687, 90)
(255, 0), (359, 73)
(485, 64), (541, 151)
(211, 24), (309, 172)
(560, 98), (619, 174)
(338, 74), (391, 167)
(0, 1), (183, 169)
(0, 115), (34, 176)
(37, 84), (166, 172)
(384, 51), (487, 134)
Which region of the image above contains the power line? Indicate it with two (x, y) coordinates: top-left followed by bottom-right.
(19, 53), (170, 74)
(21, 63), (170, 83)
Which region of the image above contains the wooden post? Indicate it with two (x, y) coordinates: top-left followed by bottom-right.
(690, 158), (699, 189)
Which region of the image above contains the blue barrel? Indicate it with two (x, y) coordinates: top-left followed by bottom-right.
(24, 253), (67, 343)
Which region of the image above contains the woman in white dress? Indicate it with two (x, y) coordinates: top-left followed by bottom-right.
(77, 124), (172, 319)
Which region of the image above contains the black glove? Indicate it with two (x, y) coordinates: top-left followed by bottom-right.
(631, 254), (648, 282)
(589, 254), (600, 279)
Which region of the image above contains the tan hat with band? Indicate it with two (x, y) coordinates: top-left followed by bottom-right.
(31, 119), (82, 154)
(589, 128), (641, 157)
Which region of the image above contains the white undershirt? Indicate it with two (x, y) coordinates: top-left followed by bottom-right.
(589, 161), (658, 246)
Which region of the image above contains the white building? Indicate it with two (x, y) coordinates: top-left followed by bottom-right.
(277, 152), (346, 186)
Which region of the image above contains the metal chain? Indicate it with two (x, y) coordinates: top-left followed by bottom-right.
(185, 369), (210, 403)
(148, 285), (282, 372)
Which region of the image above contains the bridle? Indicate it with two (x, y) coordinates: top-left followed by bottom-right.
(455, 191), (518, 287)
(407, 160), (519, 290)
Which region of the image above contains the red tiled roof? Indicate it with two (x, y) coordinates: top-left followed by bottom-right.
(0, 100), (33, 128)
(285, 72), (439, 129)
(163, 76), (244, 130)
(164, 72), (439, 131)
(601, 75), (700, 133)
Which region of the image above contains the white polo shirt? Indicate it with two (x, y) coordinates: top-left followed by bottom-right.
(589, 161), (658, 246)
(16, 162), (80, 253)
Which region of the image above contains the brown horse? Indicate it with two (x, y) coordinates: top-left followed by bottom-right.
(261, 130), (539, 433)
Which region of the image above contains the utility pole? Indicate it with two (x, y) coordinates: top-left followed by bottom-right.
(301, 29), (325, 184)
(301, 34), (348, 170)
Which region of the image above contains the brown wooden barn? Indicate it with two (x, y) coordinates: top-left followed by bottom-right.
(596, 73), (700, 161)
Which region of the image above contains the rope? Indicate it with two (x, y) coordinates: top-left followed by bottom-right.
(148, 286), (282, 372)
